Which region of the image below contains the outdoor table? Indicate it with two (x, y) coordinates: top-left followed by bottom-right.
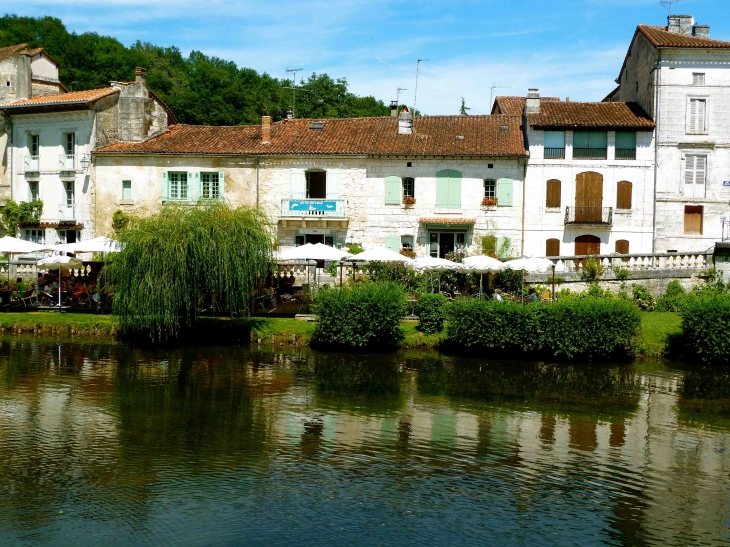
(406, 297), (418, 320)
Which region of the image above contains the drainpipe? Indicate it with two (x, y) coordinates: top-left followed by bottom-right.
(255, 156), (260, 207)
(8, 116), (13, 203)
(652, 50), (661, 255)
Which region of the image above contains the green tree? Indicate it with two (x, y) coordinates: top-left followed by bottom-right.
(459, 97), (471, 116)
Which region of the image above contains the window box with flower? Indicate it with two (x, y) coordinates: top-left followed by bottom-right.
(403, 196), (416, 206)
(481, 197), (498, 208)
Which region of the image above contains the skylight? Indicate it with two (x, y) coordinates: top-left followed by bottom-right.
(309, 122), (325, 130)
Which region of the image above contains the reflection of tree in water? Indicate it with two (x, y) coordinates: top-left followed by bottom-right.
(677, 365), (730, 429)
(300, 416), (325, 457)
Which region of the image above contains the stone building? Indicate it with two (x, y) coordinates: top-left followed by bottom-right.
(607, 15), (730, 252)
(0, 65), (174, 243)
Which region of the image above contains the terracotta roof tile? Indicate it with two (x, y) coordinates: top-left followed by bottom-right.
(527, 101), (654, 130)
(3, 87), (119, 108)
(95, 115), (528, 157)
(638, 25), (730, 48)
(492, 96), (560, 115)
(419, 217), (476, 225)
(0, 43), (28, 62)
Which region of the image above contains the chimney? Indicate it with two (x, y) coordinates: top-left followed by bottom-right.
(261, 115), (271, 144)
(135, 67), (146, 84)
(693, 24), (710, 39)
(525, 88), (540, 114)
(286, 109), (294, 120)
(668, 15), (694, 36)
(566, 97), (570, 102)
(390, 100), (398, 117)
(398, 106), (413, 135)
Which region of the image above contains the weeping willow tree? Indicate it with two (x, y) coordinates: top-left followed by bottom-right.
(108, 202), (273, 341)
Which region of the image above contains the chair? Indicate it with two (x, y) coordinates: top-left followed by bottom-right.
(253, 290), (267, 311)
(20, 289), (38, 307)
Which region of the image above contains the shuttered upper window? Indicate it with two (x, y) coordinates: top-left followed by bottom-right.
(545, 238), (560, 257)
(684, 205), (703, 234)
(436, 170), (462, 209)
(616, 181), (632, 210)
(546, 179), (561, 208)
(685, 155), (707, 186)
(615, 240), (629, 254)
(688, 98), (707, 133)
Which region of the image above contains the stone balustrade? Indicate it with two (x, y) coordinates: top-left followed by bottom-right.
(548, 250), (713, 279)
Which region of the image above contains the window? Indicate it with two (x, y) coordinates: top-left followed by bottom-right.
(28, 181), (39, 201)
(63, 133), (75, 156)
(615, 240), (629, 254)
(688, 98), (707, 133)
(573, 131), (607, 159)
(546, 238), (560, 257)
(685, 155), (707, 186)
(546, 179), (561, 208)
(616, 181), (632, 210)
(58, 229), (81, 244)
(28, 134), (39, 157)
(436, 169), (462, 209)
(456, 233), (466, 248)
(484, 179), (496, 199)
(306, 170), (326, 199)
(402, 177), (415, 200)
(615, 132), (636, 160)
(692, 73), (705, 86)
(684, 205), (703, 234)
(201, 172), (220, 199)
(169, 172), (188, 200)
(24, 229), (44, 244)
(401, 235), (414, 251)
(544, 131), (565, 159)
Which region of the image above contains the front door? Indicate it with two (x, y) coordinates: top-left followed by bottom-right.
(575, 172), (603, 223)
(439, 233), (455, 259)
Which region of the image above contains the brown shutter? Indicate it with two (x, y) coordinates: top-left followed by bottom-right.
(546, 238), (560, 257)
(546, 179), (561, 208)
(616, 181), (632, 210)
(615, 240), (629, 254)
(575, 235), (601, 256)
(684, 206), (703, 234)
(575, 172), (603, 222)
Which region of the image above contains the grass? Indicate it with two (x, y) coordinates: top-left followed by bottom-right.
(638, 311), (682, 357)
(0, 312), (115, 331)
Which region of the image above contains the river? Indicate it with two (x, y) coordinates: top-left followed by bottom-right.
(0, 339), (728, 546)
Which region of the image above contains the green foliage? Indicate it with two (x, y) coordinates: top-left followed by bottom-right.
(445, 297), (641, 360)
(674, 295), (730, 364)
(445, 248), (467, 263)
(112, 209), (131, 232)
(581, 255), (604, 280)
(0, 15), (391, 125)
(415, 293), (449, 334)
(346, 243), (364, 255)
(480, 234), (497, 257)
(655, 280), (687, 312)
(365, 262), (428, 294)
(312, 282), (406, 349)
(632, 284), (656, 311)
(459, 97), (471, 116)
(0, 200), (43, 236)
(586, 282), (615, 299)
(494, 268), (524, 294)
(107, 202), (273, 341)
(613, 266), (629, 281)
(498, 237), (512, 260)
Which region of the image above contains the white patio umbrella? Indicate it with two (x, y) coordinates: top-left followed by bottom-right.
(406, 256), (462, 293)
(0, 236), (48, 254)
(37, 255), (84, 308)
(462, 255), (505, 297)
(344, 247), (412, 263)
(277, 243), (349, 288)
(502, 256), (567, 302)
(51, 236), (120, 254)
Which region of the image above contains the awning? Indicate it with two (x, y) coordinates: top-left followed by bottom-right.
(419, 217), (476, 226)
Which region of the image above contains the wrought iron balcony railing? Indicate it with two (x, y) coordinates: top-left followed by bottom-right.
(615, 148), (636, 160)
(280, 199), (347, 218)
(544, 147), (565, 160)
(573, 147), (607, 159)
(564, 206), (612, 226)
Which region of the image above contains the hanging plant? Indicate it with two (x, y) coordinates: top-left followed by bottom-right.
(481, 197), (497, 207)
(403, 196), (416, 206)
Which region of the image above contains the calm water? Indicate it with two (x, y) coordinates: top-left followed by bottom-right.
(0, 340), (729, 546)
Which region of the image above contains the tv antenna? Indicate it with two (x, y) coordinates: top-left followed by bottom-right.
(396, 87), (407, 108)
(659, 0), (682, 14)
(489, 85), (512, 111)
(413, 59), (429, 116)
(285, 67), (304, 118)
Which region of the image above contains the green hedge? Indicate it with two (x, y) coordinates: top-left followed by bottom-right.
(445, 298), (641, 360)
(415, 293), (449, 334)
(675, 295), (730, 364)
(312, 282), (406, 349)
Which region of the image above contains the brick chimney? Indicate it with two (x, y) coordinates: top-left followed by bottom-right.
(390, 101), (398, 117)
(668, 15), (694, 36)
(525, 88), (540, 114)
(261, 115), (271, 144)
(693, 24), (710, 39)
(398, 106), (413, 135)
(135, 67), (146, 84)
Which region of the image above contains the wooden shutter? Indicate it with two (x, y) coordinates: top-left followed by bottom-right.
(218, 172), (225, 200)
(685, 156), (696, 185)
(435, 170), (456, 209)
(496, 237), (508, 258)
(162, 171), (169, 201)
(575, 172), (603, 222)
(615, 240), (629, 254)
(697, 99), (706, 132)
(385, 176), (401, 204)
(497, 178), (513, 207)
(384, 235), (400, 252)
(545, 238), (560, 257)
(695, 155), (706, 186)
(290, 168), (306, 199)
(684, 206), (703, 234)
(326, 168), (340, 199)
(189, 171), (198, 201)
(575, 235), (601, 256)
(546, 179), (561, 208)
(448, 174), (461, 209)
(616, 181), (632, 209)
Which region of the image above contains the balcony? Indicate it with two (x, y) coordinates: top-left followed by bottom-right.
(573, 148), (607, 160)
(280, 199), (347, 219)
(544, 147), (565, 160)
(25, 155), (39, 173)
(564, 206), (612, 226)
(60, 154), (75, 171)
(615, 148), (636, 160)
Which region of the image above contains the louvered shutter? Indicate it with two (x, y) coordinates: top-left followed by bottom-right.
(162, 171), (169, 201)
(448, 175), (461, 209)
(546, 179), (561, 208)
(218, 172), (225, 200)
(697, 99), (706, 132)
(435, 172), (449, 209)
(695, 155), (706, 186)
(685, 156), (696, 185)
(384, 176), (401, 204)
(545, 239), (560, 257)
(326, 168), (340, 199)
(497, 178), (513, 207)
(616, 181), (632, 209)
(290, 168), (306, 199)
(384, 235), (400, 252)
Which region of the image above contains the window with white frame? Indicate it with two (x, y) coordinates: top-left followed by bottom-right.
(58, 229), (81, 244)
(402, 177), (415, 200)
(484, 179), (496, 199)
(201, 172), (220, 199)
(401, 235), (414, 251)
(688, 98), (707, 133)
(28, 181), (39, 201)
(692, 73), (705, 86)
(685, 155), (707, 186)
(122, 180), (132, 200)
(28, 134), (39, 157)
(24, 229), (44, 244)
(169, 172), (188, 200)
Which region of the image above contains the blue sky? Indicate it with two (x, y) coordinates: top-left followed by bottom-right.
(8, 0), (730, 114)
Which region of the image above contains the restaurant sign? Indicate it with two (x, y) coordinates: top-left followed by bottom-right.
(289, 200), (337, 212)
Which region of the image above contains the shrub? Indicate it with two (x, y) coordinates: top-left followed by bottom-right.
(674, 295), (730, 364)
(581, 255), (604, 280)
(312, 282), (406, 349)
(415, 293), (449, 334)
(632, 284), (656, 311)
(495, 268), (524, 294)
(656, 280), (687, 312)
(614, 266), (629, 281)
(347, 243), (364, 255)
(445, 297), (640, 360)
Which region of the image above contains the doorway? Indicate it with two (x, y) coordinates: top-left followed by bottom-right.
(428, 231), (466, 258)
(294, 234), (336, 246)
(575, 172), (603, 223)
(306, 171), (326, 199)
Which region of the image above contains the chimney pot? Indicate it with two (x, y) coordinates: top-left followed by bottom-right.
(261, 115), (271, 144)
(135, 67), (146, 84)
(398, 106), (413, 135)
(693, 24), (710, 39)
(525, 88), (541, 114)
(390, 100), (398, 117)
(566, 97), (570, 102)
(668, 15), (694, 36)
(286, 109), (294, 120)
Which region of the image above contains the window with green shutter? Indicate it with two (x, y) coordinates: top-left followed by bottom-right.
(385, 235), (400, 252)
(615, 132), (636, 160)
(496, 178), (513, 207)
(167, 172), (189, 200)
(436, 169), (461, 209)
(385, 176), (401, 204)
(573, 131), (607, 159)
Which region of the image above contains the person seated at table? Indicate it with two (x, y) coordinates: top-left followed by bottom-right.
(72, 281), (89, 305)
(88, 282), (101, 306)
(12, 277), (26, 302)
(493, 290), (504, 301)
(527, 287), (539, 303)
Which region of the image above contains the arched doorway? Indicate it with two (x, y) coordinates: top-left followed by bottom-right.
(575, 172), (603, 223)
(575, 235), (601, 256)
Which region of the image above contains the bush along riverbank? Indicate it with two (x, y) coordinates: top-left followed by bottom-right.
(443, 297), (641, 361)
(667, 294), (730, 364)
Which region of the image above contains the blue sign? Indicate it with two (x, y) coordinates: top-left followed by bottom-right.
(289, 200), (337, 212)
(724, 181), (730, 187)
